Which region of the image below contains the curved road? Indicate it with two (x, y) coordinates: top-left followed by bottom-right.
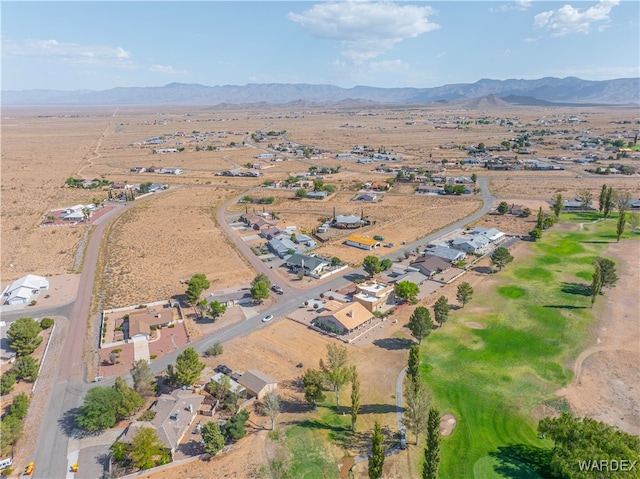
(27, 177), (494, 478)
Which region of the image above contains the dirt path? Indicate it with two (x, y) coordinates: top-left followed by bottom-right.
(557, 239), (640, 435)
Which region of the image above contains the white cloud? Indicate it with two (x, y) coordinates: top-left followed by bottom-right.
(149, 64), (188, 76)
(369, 59), (409, 72)
(523, 37), (539, 43)
(2, 37), (132, 65)
(436, 52), (446, 58)
(490, 0), (532, 13)
(533, 0), (620, 36)
(288, 1), (439, 61)
(503, 48), (512, 56)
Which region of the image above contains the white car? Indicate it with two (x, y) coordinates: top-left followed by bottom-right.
(262, 314), (274, 322)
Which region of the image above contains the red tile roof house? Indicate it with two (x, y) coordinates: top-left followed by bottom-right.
(371, 181), (390, 191)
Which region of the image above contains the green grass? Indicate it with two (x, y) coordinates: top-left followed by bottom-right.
(420, 218), (629, 478)
(284, 424), (340, 479)
(497, 285), (527, 299)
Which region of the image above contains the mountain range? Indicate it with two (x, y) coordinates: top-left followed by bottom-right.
(3, 77), (638, 107)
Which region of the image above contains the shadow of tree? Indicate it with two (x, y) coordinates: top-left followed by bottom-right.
(372, 337), (414, 350)
(488, 444), (553, 478)
(560, 282), (591, 296)
(544, 305), (587, 310)
(472, 266), (494, 275)
(358, 404), (398, 415)
(57, 407), (102, 439)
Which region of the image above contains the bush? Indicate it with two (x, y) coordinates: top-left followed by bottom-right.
(0, 373), (16, 395)
(204, 342), (224, 357)
(139, 410), (157, 421)
(30, 300), (37, 306)
(40, 317), (54, 329)
(112, 348), (122, 354)
(150, 355), (157, 360)
(2, 468), (13, 476)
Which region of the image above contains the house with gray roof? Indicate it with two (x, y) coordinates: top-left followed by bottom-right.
(470, 227), (506, 243)
(294, 233), (317, 249)
(423, 245), (466, 263)
(334, 214), (363, 229)
(119, 389), (204, 457)
(306, 190), (328, 200)
(451, 235), (490, 253)
(267, 237), (298, 258)
(285, 253), (330, 275)
(410, 254), (452, 277)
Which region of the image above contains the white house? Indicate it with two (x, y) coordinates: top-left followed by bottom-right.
(2, 274), (49, 305)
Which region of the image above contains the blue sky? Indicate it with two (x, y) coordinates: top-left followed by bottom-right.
(2, 1), (638, 91)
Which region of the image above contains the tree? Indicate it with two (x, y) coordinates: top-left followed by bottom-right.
(394, 281), (420, 303)
(252, 273), (272, 290)
(403, 378), (431, 446)
(10, 393), (29, 419)
(577, 188), (593, 210)
(615, 190), (632, 212)
(295, 188), (307, 198)
(186, 273), (210, 305)
(368, 421), (385, 479)
(114, 377), (144, 421)
(204, 341), (224, 357)
(201, 421), (225, 455)
(408, 306), (433, 344)
(616, 210), (626, 242)
(7, 317), (42, 356)
(529, 228), (542, 241)
(0, 373), (16, 396)
(380, 258), (393, 271)
(167, 347), (205, 387)
(603, 186), (614, 218)
(598, 184), (607, 213)
(456, 282), (474, 308)
(208, 300), (227, 321)
(197, 298), (208, 318)
(407, 345), (421, 385)
(12, 355), (39, 382)
(423, 407), (441, 479)
(553, 193), (563, 218)
(40, 317), (54, 329)
(130, 426), (169, 470)
(590, 261), (602, 308)
(130, 360), (155, 398)
(302, 368), (325, 409)
(628, 212), (640, 232)
(362, 255), (382, 277)
(593, 258), (618, 292)
(538, 412), (640, 479)
(0, 414), (23, 453)
(350, 367), (361, 432)
(260, 391), (280, 430)
(433, 296), (449, 326)
(319, 344), (350, 410)
(471, 173), (478, 182)
(542, 215), (556, 230)
(535, 207), (545, 230)
(225, 409), (250, 441)
(76, 387), (121, 431)
(250, 281), (270, 304)
(497, 201), (509, 214)
(490, 246), (514, 272)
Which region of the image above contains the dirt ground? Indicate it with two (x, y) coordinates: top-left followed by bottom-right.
(557, 239), (640, 436)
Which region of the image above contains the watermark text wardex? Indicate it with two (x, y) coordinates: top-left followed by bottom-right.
(578, 459), (637, 472)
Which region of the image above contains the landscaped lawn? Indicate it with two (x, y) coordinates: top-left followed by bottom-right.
(421, 218), (624, 478)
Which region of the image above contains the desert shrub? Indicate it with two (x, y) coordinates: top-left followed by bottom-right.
(40, 317), (54, 329)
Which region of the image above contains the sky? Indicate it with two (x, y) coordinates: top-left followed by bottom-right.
(1, 0), (639, 91)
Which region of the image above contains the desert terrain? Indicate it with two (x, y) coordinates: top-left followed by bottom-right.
(1, 102), (638, 478)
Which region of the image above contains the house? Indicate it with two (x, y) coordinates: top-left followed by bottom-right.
(345, 234), (380, 250)
(315, 300), (374, 334)
(416, 184), (443, 195)
(2, 274), (49, 305)
(306, 190), (328, 200)
(353, 281), (394, 312)
(205, 290), (252, 308)
(355, 193), (377, 202)
(238, 370), (277, 400)
(391, 270), (429, 286)
(371, 181), (390, 191)
(267, 237), (298, 258)
(470, 227), (506, 243)
(423, 245), (466, 263)
(451, 235), (490, 253)
(147, 183), (168, 193)
(119, 389), (204, 457)
(509, 204), (527, 216)
(317, 222), (330, 234)
(294, 233), (317, 249)
(130, 167), (147, 173)
(559, 199), (595, 211)
(285, 253), (331, 276)
(125, 304), (174, 342)
(163, 167), (184, 175)
(240, 212), (278, 230)
(334, 215), (363, 229)
(261, 227), (286, 240)
(210, 372), (246, 397)
(410, 254), (452, 277)
(631, 199), (640, 210)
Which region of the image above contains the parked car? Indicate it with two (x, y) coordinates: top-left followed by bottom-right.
(271, 284), (284, 295)
(384, 242), (394, 248)
(262, 314), (274, 322)
(215, 364), (232, 376)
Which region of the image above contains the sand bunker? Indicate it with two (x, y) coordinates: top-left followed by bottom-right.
(465, 321), (486, 329)
(440, 414), (457, 436)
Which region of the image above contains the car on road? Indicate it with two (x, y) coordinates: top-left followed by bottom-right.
(271, 284), (284, 295)
(215, 364), (232, 376)
(262, 314), (274, 322)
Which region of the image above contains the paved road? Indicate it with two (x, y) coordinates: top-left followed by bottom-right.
(28, 178), (495, 478)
